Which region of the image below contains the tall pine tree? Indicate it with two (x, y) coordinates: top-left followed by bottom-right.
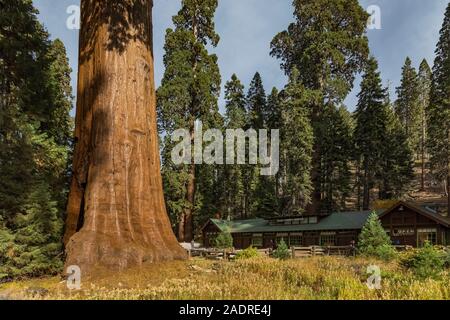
(242, 72), (267, 217)
(223, 74), (246, 219)
(428, 3), (450, 213)
(278, 68), (315, 215)
(157, 0), (221, 241)
(355, 58), (413, 209)
(378, 103), (414, 199)
(417, 59), (432, 191)
(256, 87), (283, 216)
(319, 105), (354, 212)
(395, 57), (421, 155)
(0, 0), (72, 278)
(270, 0), (369, 214)
(354, 58), (389, 210)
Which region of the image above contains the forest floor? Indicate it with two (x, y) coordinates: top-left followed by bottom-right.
(1, 256), (449, 300)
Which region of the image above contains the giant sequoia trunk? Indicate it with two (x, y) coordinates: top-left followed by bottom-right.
(64, 0), (187, 273)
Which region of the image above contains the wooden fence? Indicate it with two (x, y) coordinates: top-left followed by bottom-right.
(393, 245), (414, 252)
(190, 244), (418, 260)
(189, 248), (236, 260)
(291, 246), (356, 258)
(189, 248), (271, 260)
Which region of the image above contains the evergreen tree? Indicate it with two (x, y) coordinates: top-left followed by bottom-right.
(223, 74), (246, 219)
(2, 183), (63, 278)
(354, 58), (389, 210)
(270, 0), (369, 214)
(278, 68), (315, 215)
(0, 0), (49, 224)
(214, 229), (233, 249)
(395, 57), (421, 154)
(157, 0), (221, 241)
(319, 105), (354, 212)
(358, 211), (395, 260)
(44, 39), (74, 211)
(45, 39), (74, 147)
(266, 87), (282, 132)
(428, 3), (450, 213)
(254, 87), (282, 217)
(378, 104), (415, 199)
(417, 59), (432, 191)
(242, 72), (267, 217)
(273, 239), (290, 260)
(0, 0), (72, 278)
(355, 58), (414, 208)
(225, 74), (247, 129)
(246, 72), (267, 129)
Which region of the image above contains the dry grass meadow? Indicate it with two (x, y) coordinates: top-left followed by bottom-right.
(1, 256), (449, 300)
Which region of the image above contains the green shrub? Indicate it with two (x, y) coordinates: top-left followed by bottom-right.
(214, 230), (233, 249)
(374, 243), (397, 261)
(445, 248), (450, 268)
(273, 239), (290, 260)
(358, 211), (396, 261)
(0, 185), (63, 280)
(235, 246), (259, 260)
(400, 242), (446, 279)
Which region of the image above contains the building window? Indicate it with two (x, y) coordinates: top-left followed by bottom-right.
(276, 233), (288, 245)
(417, 228), (437, 246)
(252, 234), (263, 247)
(309, 217), (318, 224)
(289, 233), (303, 246)
(299, 218), (308, 224)
(320, 232), (336, 246)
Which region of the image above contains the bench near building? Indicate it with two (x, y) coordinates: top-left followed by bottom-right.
(202, 201), (450, 249)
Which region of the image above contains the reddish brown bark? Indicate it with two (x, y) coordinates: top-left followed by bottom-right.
(307, 98), (322, 216)
(64, 0), (187, 274)
(178, 123), (195, 243)
(447, 174), (450, 216)
(183, 161), (195, 242)
(420, 115), (426, 191)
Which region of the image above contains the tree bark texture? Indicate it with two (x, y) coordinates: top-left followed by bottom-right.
(64, 0), (187, 274)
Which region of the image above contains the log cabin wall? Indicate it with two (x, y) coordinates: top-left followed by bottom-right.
(202, 221), (221, 248)
(228, 230), (360, 249)
(201, 202), (450, 249)
(380, 205), (449, 246)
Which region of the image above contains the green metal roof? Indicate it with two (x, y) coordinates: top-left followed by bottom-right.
(210, 210), (384, 234)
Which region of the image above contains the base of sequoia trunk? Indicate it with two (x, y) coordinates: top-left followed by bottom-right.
(64, 230), (188, 275)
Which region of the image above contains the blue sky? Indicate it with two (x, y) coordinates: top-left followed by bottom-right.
(33, 0), (448, 114)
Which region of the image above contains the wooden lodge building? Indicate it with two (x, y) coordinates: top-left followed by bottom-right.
(202, 201), (450, 249)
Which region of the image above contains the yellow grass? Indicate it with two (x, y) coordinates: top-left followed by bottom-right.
(1, 256), (449, 300)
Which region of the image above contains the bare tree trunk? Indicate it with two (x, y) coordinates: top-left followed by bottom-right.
(307, 82), (324, 216)
(421, 150), (425, 191)
(356, 163), (361, 211)
(183, 159), (195, 242)
(420, 115), (426, 191)
(179, 19), (200, 243)
(178, 210), (185, 242)
(447, 174), (450, 216)
(362, 163), (370, 210)
(64, 0), (187, 274)
(447, 130), (450, 216)
(309, 145), (322, 215)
